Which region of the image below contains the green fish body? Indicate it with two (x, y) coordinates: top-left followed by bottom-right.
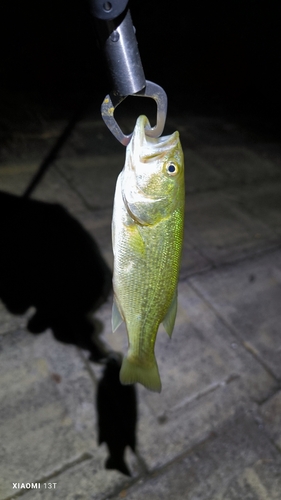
(112, 115), (185, 392)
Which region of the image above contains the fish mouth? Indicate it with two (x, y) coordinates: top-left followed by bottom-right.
(131, 115), (179, 161)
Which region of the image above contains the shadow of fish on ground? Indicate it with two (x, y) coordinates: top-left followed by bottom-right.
(0, 191), (138, 476)
(0, 190), (112, 360)
(96, 353), (137, 476)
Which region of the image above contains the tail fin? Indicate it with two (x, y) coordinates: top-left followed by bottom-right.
(120, 355), (162, 393)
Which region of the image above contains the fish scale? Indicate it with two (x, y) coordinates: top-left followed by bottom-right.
(112, 115), (185, 392)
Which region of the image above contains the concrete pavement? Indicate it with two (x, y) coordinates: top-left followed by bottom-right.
(0, 98), (281, 499)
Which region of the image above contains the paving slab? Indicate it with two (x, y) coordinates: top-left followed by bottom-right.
(228, 180), (281, 237)
(110, 412), (281, 500)
(24, 164), (114, 268)
(0, 125), (64, 166)
(196, 146), (281, 186)
(0, 329), (92, 497)
(180, 240), (211, 279)
(249, 141), (281, 168)
(53, 117), (125, 212)
(260, 390), (281, 451)
(59, 119), (122, 159)
(0, 162), (40, 197)
(185, 190), (279, 266)
(189, 249), (281, 379)
(182, 148), (225, 193)
(56, 154), (124, 211)
(223, 458), (281, 500)
(0, 329), (140, 499)
(135, 381), (254, 472)
(29, 167), (87, 217)
(0, 118), (73, 197)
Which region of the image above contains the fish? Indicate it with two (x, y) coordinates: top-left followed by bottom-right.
(111, 115), (185, 393)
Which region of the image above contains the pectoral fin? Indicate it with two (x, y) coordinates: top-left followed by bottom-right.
(162, 290), (178, 337)
(112, 298), (124, 332)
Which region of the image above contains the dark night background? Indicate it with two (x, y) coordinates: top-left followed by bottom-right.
(0, 0), (280, 130)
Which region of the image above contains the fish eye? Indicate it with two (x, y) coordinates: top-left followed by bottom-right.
(166, 163), (178, 176)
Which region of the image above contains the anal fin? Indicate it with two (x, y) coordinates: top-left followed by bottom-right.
(162, 289), (178, 337)
(112, 298), (124, 332)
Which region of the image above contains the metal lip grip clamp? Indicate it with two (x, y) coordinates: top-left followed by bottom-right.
(91, 0), (167, 145)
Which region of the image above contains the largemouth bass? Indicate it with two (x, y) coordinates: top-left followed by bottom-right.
(112, 115), (185, 392)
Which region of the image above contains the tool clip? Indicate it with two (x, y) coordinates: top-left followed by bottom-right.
(101, 81), (167, 146)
